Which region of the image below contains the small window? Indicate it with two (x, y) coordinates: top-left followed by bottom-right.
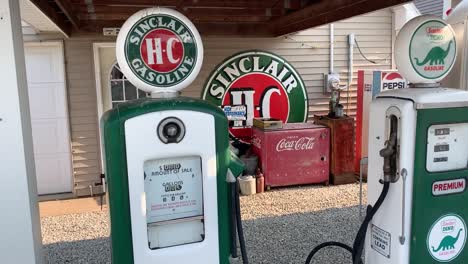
(109, 63), (149, 108)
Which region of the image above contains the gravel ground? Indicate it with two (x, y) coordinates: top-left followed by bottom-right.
(41, 183), (367, 264)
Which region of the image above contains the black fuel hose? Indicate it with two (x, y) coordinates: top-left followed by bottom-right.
(235, 181), (249, 264)
(305, 181), (390, 264)
(351, 181), (390, 263)
(230, 182), (238, 259)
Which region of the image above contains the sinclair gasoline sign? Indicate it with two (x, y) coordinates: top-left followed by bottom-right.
(202, 50), (308, 140)
(116, 8), (203, 93)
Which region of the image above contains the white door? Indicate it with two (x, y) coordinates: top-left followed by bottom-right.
(24, 42), (73, 195)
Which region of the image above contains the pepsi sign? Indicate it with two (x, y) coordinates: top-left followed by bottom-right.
(381, 72), (407, 91)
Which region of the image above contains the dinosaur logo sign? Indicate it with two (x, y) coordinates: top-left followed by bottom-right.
(410, 20), (456, 80)
(201, 50), (308, 141)
(427, 214), (466, 262)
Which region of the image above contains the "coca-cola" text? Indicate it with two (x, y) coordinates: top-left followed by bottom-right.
(276, 137), (316, 152)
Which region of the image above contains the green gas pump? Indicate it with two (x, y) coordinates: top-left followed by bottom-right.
(364, 15), (468, 264)
(305, 15), (468, 264)
(101, 7), (246, 264)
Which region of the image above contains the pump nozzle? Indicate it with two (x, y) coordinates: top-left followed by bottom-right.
(379, 121), (398, 183)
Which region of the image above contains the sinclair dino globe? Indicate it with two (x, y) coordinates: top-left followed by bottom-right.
(395, 15), (457, 84)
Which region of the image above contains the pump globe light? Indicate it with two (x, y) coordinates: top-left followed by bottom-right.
(116, 7), (204, 94)
(395, 15), (457, 84)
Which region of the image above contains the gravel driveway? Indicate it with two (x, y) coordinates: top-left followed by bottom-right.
(42, 183), (367, 264)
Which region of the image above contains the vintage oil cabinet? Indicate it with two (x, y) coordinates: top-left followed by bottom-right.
(251, 123), (329, 189)
(313, 115), (355, 185)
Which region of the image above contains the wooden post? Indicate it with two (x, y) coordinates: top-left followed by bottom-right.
(0, 0), (43, 263)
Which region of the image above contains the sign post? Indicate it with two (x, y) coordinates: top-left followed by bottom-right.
(0, 1), (43, 263)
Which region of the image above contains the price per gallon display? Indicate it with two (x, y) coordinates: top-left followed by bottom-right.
(144, 156), (203, 223)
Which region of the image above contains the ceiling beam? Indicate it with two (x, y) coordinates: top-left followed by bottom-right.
(77, 7), (282, 22)
(77, 20), (274, 37)
(29, 0), (71, 36)
(272, 0), (410, 36)
(79, 0), (174, 6)
(196, 22), (273, 36)
(83, 0), (275, 8)
(187, 7), (282, 17)
(284, 0), (304, 10)
(54, 0), (80, 29)
(79, 13), (276, 23)
(77, 5), (281, 16)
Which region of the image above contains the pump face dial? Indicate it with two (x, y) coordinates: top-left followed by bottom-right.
(426, 123), (468, 172)
(157, 117), (185, 144)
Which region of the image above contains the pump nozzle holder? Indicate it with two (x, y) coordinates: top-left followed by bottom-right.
(379, 132), (398, 183)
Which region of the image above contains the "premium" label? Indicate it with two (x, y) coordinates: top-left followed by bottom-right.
(432, 178), (466, 196)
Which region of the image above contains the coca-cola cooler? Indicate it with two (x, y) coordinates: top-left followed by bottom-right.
(251, 123), (330, 189)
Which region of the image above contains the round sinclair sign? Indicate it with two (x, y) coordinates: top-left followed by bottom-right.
(395, 15), (456, 84)
(201, 50), (308, 140)
(116, 7), (203, 94)
(427, 214), (466, 262)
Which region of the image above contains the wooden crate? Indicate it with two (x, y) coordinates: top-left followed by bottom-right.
(313, 115), (356, 185)
(253, 118), (283, 130)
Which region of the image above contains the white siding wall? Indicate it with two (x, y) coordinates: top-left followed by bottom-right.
(63, 9), (393, 196)
(414, 0), (444, 17)
(183, 9), (393, 118)
(65, 40), (103, 196)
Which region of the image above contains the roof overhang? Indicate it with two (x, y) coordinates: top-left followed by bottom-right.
(22, 0), (411, 37)
(20, 0), (69, 37)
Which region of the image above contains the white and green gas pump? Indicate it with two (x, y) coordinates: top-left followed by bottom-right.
(305, 15), (467, 264)
(101, 7), (245, 264)
(365, 15), (468, 264)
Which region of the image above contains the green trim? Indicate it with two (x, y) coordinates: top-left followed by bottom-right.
(410, 107), (468, 264)
(102, 108), (134, 263)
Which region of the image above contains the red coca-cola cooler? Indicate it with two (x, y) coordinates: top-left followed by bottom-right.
(251, 123), (330, 189)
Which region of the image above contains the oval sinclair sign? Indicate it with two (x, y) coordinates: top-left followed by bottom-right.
(201, 50), (308, 140)
(116, 7), (203, 93)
